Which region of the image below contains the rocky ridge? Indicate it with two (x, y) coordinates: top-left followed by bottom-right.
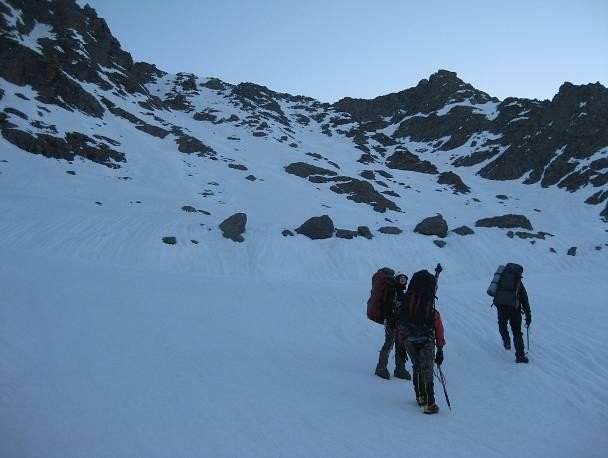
(1, 0), (607, 250)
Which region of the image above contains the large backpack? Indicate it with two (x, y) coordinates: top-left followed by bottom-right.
(366, 267), (395, 324)
(493, 263), (523, 307)
(398, 269), (437, 341)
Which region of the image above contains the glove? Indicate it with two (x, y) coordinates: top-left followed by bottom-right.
(525, 315), (531, 328)
(435, 347), (444, 366)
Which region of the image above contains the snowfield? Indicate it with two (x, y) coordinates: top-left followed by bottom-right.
(0, 136), (607, 457)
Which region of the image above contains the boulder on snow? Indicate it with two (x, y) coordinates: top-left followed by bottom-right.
(357, 226), (373, 239)
(414, 214), (448, 238)
(475, 214), (533, 230)
(452, 225), (475, 236)
(567, 246), (577, 256)
(379, 226), (402, 235)
(219, 213), (247, 242)
(295, 215), (334, 240)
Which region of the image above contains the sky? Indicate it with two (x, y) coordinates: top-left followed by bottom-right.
(76, 0), (608, 103)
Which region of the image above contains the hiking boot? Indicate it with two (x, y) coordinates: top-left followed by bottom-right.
(375, 367), (390, 379)
(423, 403), (440, 414)
(516, 354), (529, 364)
(416, 396), (426, 407)
(503, 340), (511, 350)
(394, 368), (411, 380)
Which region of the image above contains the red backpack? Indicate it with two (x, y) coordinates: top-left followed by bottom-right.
(366, 267), (395, 324)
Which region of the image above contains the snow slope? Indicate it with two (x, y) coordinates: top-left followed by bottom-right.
(0, 133), (607, 457)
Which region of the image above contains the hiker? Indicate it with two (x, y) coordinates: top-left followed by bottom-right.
(375, 273), (411, 380)
(398, 266), (445, 414)
(492, 263), (532, 363)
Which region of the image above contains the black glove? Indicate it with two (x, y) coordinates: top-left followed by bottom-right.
(525, 315), (531, 328)
(435, 347), (444, 366)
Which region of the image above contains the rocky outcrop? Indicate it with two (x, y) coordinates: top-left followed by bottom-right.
(475, 214), (533, 230)
(452, 225), (474, 236)
(285, 162), (337, 179)
(437, 172), (471, 194)
(414, 214), (448, 238)
(295, 215), (334, 240)
(219, 213), (247, 242)
(386, 150), (438, 174)
(379, 226), (402, 235)
(329, 178), (400, 213)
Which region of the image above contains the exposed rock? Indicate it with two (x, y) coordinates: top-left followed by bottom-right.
(379, 226), (402, 235)
(219, 213), (247, 242)
(162, 236), (177, 245)
(475, 214), (533, 230)
(586, 190), (608, 205)
(567, 246), (577, 256)
(437, 172), (471, 194)
(360, 170), (375, 180)
(181, 205), (197, 213)
(329, 178), (400, 213)
(245, 175), (257, 181)
(433, 240), (447, 248)
(386, 149), (438, 174)
(452, 149), (500, 167)
(512, 231), (552, 240)
(335, 229), (358, 239)
(4, 107), (28, 120)
(282, 230), (294, 237)
(415, 214), (448, 238)
(452, 225), (474, 236)
(496, 194), (509, 200)
(357, 226), (373, 239)
(1, 128), (125, 168)
(66, 170), (76, 175)
(285, 162), (337, 178)
(202, 78), (227, 90)
(333, 70), (495, 122)
(295, 215), (334, 240)
(601, 202), (608, 222)
(228, 163), (248, 171)
(175, 134), (216, 157)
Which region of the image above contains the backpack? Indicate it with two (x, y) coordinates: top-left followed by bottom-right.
(398, 269), (437, 341)
(366, 267), (395, 324)
(492, 263), (523, 307)
(486, 265), (506, 297)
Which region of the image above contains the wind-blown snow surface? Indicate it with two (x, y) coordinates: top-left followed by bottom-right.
(1, 135), (607, 457)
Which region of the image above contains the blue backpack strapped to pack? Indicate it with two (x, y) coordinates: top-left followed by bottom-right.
(487, 265), (505, 297)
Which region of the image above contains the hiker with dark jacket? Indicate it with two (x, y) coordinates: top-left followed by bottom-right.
(493, 263), (532, 363)
(375, 273), (411, 380)
(398, 268), (445, 414)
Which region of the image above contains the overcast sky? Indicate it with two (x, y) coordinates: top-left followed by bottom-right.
(77, 0), (607, 103)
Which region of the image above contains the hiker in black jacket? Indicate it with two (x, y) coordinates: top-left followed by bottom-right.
(375, 273), (411, 380)
(493, 264), (532, 363)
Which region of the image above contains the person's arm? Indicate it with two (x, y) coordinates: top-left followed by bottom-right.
(434, 310), (446, 348)
(520, 283), (531, 326)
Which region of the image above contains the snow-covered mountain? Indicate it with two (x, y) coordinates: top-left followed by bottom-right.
(1, 1), (607, 457)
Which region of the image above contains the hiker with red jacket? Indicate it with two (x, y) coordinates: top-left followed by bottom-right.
(397, 265), (445, 414)
(372, 271), (411, 380)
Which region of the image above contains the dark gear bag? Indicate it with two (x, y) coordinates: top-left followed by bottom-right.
(366, 267), (396, 324)
(398, 269), (437, 341)
(493, 263), (523, 307)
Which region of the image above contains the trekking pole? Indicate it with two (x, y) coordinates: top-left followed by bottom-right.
(436, 365), (452, 411)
